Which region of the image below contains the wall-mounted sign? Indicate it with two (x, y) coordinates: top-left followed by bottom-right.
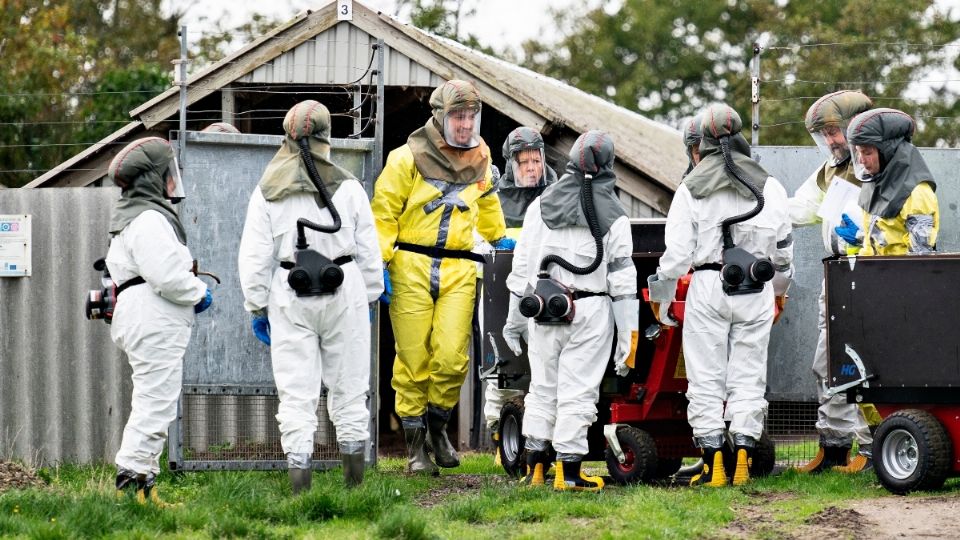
(337, 0), (353, 21)
(0, 214), (31, 277)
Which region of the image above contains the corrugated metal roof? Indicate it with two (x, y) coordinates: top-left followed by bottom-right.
(238, 22), (442, 87)
(28, 0), (685, 213)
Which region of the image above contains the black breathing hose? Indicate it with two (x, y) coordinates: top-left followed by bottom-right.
(537, 174), (604, 276)
(295, 137), (341, 248)
(718, 136), (765, 249)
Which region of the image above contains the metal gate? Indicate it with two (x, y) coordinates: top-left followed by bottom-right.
(168, 130), (378, 471)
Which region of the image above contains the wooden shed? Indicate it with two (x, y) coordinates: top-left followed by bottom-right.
(27, 0), (685, 217)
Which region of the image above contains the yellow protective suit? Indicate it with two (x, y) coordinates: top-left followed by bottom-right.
(373, 144), (506, 418)
(860, 182), (938, 256)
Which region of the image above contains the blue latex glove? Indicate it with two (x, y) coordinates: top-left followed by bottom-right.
(194, 289), (213, 314)
(379, 268), (392, 305)
(252, 314), (271, 346)
(492, 237), (516, 250)
(834, 213), (862, 246)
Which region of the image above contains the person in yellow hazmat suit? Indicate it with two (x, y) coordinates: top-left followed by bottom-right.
(835, 108), (939, 257)
(372, 79), (512, 475)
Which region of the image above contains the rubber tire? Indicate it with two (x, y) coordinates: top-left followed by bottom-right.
(874, 409), (952, 495)
(498, 397), (527, 478)
(723, 431), (776, 478)
(605, 426), (658, 485)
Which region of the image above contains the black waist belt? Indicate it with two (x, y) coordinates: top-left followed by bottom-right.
(280, 255), (353, 270)
(572, 291), (608, 300)
(693, 263), (723, 272)
(116, 276), (146, 296)
(396, 242), (486, 264)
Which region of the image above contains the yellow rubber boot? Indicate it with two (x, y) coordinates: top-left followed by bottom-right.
(518, 450), (548, 486)
(690, 447), (727, 487)
(553, 460), (604, 492)
(795, 445), (849, 474)
(731, 447), (752, 486)
(833, 452), (873, 474)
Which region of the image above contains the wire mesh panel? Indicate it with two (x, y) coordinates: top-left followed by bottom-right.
(766, 401), (819, 469)
(173, 386), (342, 470)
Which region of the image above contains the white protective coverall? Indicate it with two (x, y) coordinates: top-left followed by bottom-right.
(108, 210), (207, 474)
(789, 89), (875, 452)
(507, 204), (636, 457)
(657, 180), (793, 441)
(790, 169), (872, 448)
(238, 181), (383, 455)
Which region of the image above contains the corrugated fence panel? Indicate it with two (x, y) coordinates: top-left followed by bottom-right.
(239, 22), (441, 87)
(756, 146), (960, 400)
(0, 187), (130, 466)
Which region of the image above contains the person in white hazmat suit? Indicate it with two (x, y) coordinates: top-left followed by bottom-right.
(502, 130), (638, 492)
(238, 101), (383, 492)
(649, 104), (793, 487)
(790, 90), (877, 474)
(106, 137), (213, 505)
(483, 127), (559, 465)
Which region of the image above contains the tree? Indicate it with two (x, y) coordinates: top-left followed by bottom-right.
(0, 0), (282, 188)
(522, 0), (960, 147)
(0, 0), (183, 187)
(395, 0), (492, 53)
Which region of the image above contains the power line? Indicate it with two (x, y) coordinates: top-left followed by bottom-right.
(765, 41), (960, 51)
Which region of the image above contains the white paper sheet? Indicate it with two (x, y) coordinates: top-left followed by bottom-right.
(817, 176), (861, 224)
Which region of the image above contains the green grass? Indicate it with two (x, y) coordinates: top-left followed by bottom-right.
(0, 453), (943, 539)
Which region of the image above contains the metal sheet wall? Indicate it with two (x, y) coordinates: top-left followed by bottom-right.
(5, 145), (956, 462)
(756, 146), (960, 400)
(239, 22), (442, 87)
(0, 187), (130, 466)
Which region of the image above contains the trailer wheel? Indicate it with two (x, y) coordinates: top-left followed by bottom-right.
(498, 397), (527, 478)
(605, 426), (658, 485)
(874, 409), (952, 495)
(723, 431), (776, 478)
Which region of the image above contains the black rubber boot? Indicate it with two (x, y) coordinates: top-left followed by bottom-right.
(796, 445), (850, 474)
(289, 469), (312, 495)
(426, 404), (460, 468)
(518, 450), (549, 486)
(553, 459), (604, 492)
(115, 469), (138, 496)
(136, 473), (177, 507)
(402, 419), (439, 475)
(690, 446), (727, 487)
(342, 452), (364, 487)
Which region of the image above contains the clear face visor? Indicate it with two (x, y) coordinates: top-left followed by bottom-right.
(850, 143), (878, 182)
(511, 148), (546, 188)
(165, 155), (186, 203)
(810, 124), (850, 167)
(442, 107), (481, 149)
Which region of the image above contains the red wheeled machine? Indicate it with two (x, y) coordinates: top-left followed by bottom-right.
(484, 220), (776, 484)
(825, 254), (960, 494)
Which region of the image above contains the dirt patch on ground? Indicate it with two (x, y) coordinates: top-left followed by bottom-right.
(0, 461), (44, 493)
(724, 491), (800, 539)
(848, 494), (960, 539)
(725, 491), (960, 539)
(415, 474), (507, 508)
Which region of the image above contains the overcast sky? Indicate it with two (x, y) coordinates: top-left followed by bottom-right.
(166, 0), (599, 56)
